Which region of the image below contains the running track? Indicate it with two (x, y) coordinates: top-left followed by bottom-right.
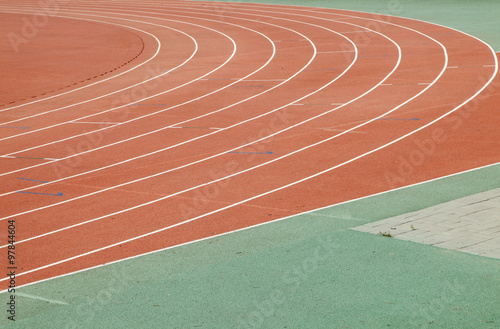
(0, 0), (498, 290)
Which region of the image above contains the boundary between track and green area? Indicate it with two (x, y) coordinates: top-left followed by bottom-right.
(2, 1), (499, 328)
(206, 0), (500, 51)
(2, 163), (499, 328)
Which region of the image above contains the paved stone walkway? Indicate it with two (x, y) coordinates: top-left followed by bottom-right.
(352, 188), (500, 259)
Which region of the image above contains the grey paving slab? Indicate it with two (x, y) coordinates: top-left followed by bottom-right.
(352, 187), (500, 259)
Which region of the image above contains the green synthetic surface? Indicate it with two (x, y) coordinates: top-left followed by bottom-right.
(2, 1), (500, 328)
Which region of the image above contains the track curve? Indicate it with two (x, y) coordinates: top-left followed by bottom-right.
(0, 0), (497, 289)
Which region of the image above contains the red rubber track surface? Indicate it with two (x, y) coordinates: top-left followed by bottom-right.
(0, 0), (498, 289)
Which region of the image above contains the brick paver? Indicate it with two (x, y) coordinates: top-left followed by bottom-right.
(352, 188), (500, 259)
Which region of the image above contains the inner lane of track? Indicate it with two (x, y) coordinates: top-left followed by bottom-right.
(0, 0), (497, 288)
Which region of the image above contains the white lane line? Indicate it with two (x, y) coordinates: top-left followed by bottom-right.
(447, 65), (495, 69)
(0, 156), (59, 161)
(15, 292), (69, 305)
(0, 11), (161, 116)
